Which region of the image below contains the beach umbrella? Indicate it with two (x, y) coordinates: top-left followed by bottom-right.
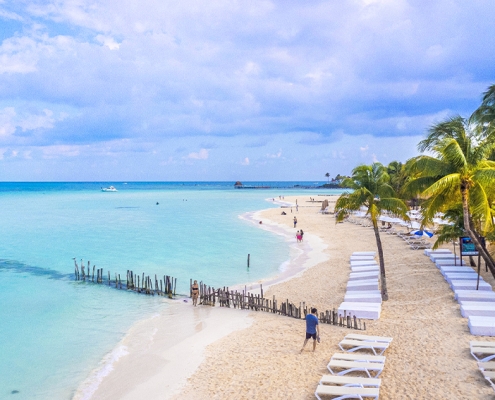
(410, 221), (421, 229)
(410, 230), (434, 238)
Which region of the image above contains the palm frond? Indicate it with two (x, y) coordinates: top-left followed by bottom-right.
(421, 173), (460, 198)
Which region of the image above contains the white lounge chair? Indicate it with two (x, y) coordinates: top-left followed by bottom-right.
(451, 280), (492, 291)
(350, 261), (379, 267)
(349, 272), (380, 281)
(346, 280), (379, 292)
(338, 339), (390, 356)
(350, 266), (380, 273)
(319, 374), (381, 387)
(440, 266), (474, 276)
(338, 303), (381, 320)
(424, 249), (451, 256)
(350, 256), (375, 262)
(470, 341), (495, 361)
(344, 293), (382, 304)
(435, 259), (465, 266)
(352, 252), (376, 256)
(326, 359), (385, 378)
(314, 384), (379, 400)
(461, 303), (495, 317)
(331, 353), (386, 363)
(469, 317), (495, 336)
(444, 272), (480, 284)
(344, 334), (393, 343)
(455, 290), (495, 302)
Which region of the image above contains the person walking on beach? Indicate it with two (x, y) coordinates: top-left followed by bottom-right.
(300, 229), (304, 241)
(300, 308), (319, 353)
(296, 230), (302, 242)
(191, 280), (199, 306)
(293, 216), (297, 228)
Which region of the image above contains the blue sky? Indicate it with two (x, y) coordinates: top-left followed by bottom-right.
(0, 0), (493, 181)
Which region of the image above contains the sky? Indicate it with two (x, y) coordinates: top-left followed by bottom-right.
(0, 0), (494, 181)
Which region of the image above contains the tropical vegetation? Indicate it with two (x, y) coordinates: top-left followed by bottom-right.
(336, 84), (495, 296)
(335, 163), (409, 300)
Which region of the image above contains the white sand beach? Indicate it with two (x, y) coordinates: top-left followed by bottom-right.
(84, 195), (495, 399)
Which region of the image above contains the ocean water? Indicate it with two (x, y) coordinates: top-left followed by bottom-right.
(0, 182), (339, 399)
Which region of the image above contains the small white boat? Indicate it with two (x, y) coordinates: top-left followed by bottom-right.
(101, 186), (117, 192)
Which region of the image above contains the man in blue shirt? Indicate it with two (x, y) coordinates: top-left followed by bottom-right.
(300, 308), (320, 353)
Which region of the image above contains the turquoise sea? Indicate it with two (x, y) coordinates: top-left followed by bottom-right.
(0, 182), (341, 399)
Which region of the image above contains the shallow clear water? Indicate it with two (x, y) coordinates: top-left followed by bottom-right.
(0, 182), (340, 399)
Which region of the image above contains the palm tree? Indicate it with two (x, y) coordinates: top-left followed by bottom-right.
(325, 172), (330, 183)
(335, 163), (409, 301)
(406, 115), (495, 277)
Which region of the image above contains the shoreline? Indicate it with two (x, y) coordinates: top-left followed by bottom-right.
(174, 195), (495, 399)
(73, 196), (329, 399)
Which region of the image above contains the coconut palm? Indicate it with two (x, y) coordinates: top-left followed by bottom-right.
(406, 115), (495, 277)
(335, 163), (409, 301)
(325, 172), (330, 183)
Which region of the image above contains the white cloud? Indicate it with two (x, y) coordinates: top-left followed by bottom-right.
(42, 145), (81, 159)
(187, 148), (209, 160)
(95, 35), (120, 50)
(241, 157), (250, 165)
(0, 0), (492, 179)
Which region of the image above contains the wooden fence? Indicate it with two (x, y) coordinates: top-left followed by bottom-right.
(73, 259), (176, 297)
(194, 281), (366, 330)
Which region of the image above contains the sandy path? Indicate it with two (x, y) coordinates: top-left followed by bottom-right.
(174, 195), (495, 399)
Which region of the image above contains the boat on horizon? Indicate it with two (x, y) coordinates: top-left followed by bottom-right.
(101, 186), (118, 192)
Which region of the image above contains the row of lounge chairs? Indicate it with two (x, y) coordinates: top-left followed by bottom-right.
(338, 252), (382, 320)
(424, 249), (495, 336)
(315, 334), (393, 399)
(346, 214), (433, 250)
(470, 341), (495, 392)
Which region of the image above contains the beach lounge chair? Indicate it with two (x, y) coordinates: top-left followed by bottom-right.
(346, 280), (379, 292)
(350, 266), (380, 273)
(349, 272), (380, 281)
(326, 359), (385, 378)
(455, 290), (495, 302)
(319, 374), (381, 387)
(435, 259), (465, 266)
(344, 293), (382, 304)
(469, 317), (495, 337)
(440, 266), (474, 276)
(450, 280), (492, 291)
(350, 256), (375, 261)
(424, 249), (452, 256)
(444, 272), (479, 281)
(338, 339), (390, 356)
(470, 341), (495, 361)
(352, 252), (376, 256)
(410, 242), (432, 250)
(461, 303), (495, 317)
(338, 303), (381, 320)
(343, 334), (393, 343)
(350, 261), (379, 267)
(314, 384), (379, 400)
(331, 353), (386, 363)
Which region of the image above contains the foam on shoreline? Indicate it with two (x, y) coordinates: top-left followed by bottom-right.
(73, 197), (329, 400)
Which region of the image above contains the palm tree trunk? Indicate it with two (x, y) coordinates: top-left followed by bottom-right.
(372, 220), (388, 301)
(461, 187), (495, 278)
